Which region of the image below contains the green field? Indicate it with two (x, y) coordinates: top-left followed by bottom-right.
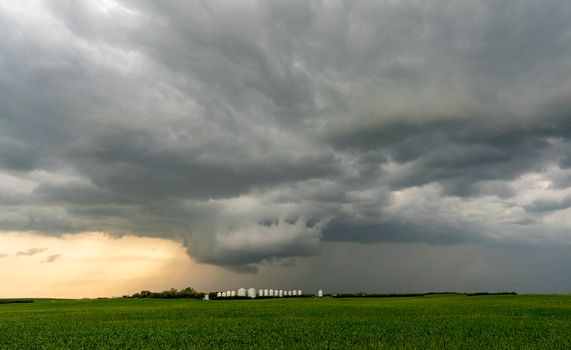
(0, 295), (570, 349)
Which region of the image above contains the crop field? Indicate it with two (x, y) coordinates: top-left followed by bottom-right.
(0, 295), (570, 349)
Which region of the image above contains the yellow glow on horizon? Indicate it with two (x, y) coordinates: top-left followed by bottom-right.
(0, 232), (201, 298)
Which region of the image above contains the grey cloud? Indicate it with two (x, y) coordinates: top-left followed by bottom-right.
(187, 217), (326, 271)
(1, 0), (571, 273)
(41, 254), (61, 263)
(16, 248), (48, 257)
(525, 196), (571, 213)
(0, 139), (40, 172)
(323, 221), (476, 246)
(327, 100), (571, 196)
(64, 127), (340, 201)
(34, 182), (134, 206)
(0, 207), (81, 234)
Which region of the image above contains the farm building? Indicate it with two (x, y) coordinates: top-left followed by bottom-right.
(213, 287), (311, 299)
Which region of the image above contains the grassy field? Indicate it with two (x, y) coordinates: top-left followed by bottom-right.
(0, 295), (569, 349)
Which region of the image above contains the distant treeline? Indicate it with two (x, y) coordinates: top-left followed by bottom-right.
(466, 292), (517, 296)
(127, 289), (518, 299)
(332, 292), (517, 298)
(0, 299), (34, 304)
(333, 293), (426, 298)
(128, 288), (313, 299)
(129, 287), (204, 299)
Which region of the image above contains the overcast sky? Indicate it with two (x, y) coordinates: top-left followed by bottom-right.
(1, 0), (571, 297)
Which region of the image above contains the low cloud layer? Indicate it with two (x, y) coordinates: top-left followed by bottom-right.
(1, 0), (571, 272)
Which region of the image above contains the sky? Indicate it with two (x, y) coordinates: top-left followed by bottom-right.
(1, 0), (571, 298)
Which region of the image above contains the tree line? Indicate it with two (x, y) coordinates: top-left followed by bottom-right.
(129, 287), (204, 299)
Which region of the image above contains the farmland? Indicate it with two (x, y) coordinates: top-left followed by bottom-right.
(0, 295), (569, 349)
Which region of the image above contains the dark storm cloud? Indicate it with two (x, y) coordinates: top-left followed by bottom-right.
(1, 0), (571, 271)
(323, 220), (476, 245)
(0, 139), (40, 172)
(327, 107), (571, 196)
(34, 182), (133, 206)
(65, 127), (340, 200)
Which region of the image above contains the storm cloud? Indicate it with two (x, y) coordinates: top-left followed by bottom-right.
(1, 0), (571, 272)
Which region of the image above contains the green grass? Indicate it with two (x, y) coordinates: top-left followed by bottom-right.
(0, 295), (570, 349)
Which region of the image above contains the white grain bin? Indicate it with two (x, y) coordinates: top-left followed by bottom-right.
(217, 292), (222, 298)
(318, 290), (323, 297)
(269, 289), (274, 297)
(279, 290), (283, 297)
(263, 289), (268, 297)
(258, 289), (264, 297)
(203, 294), (209, 301)
(222, 292), (227, 297)
(288, 291), (292, 296)
(248, 288), (257, 298)
(237, 288), (246, 297)
(230, 290), (236, 297)
(298, 290), (302, 296)
(292, 290), (297, 296)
